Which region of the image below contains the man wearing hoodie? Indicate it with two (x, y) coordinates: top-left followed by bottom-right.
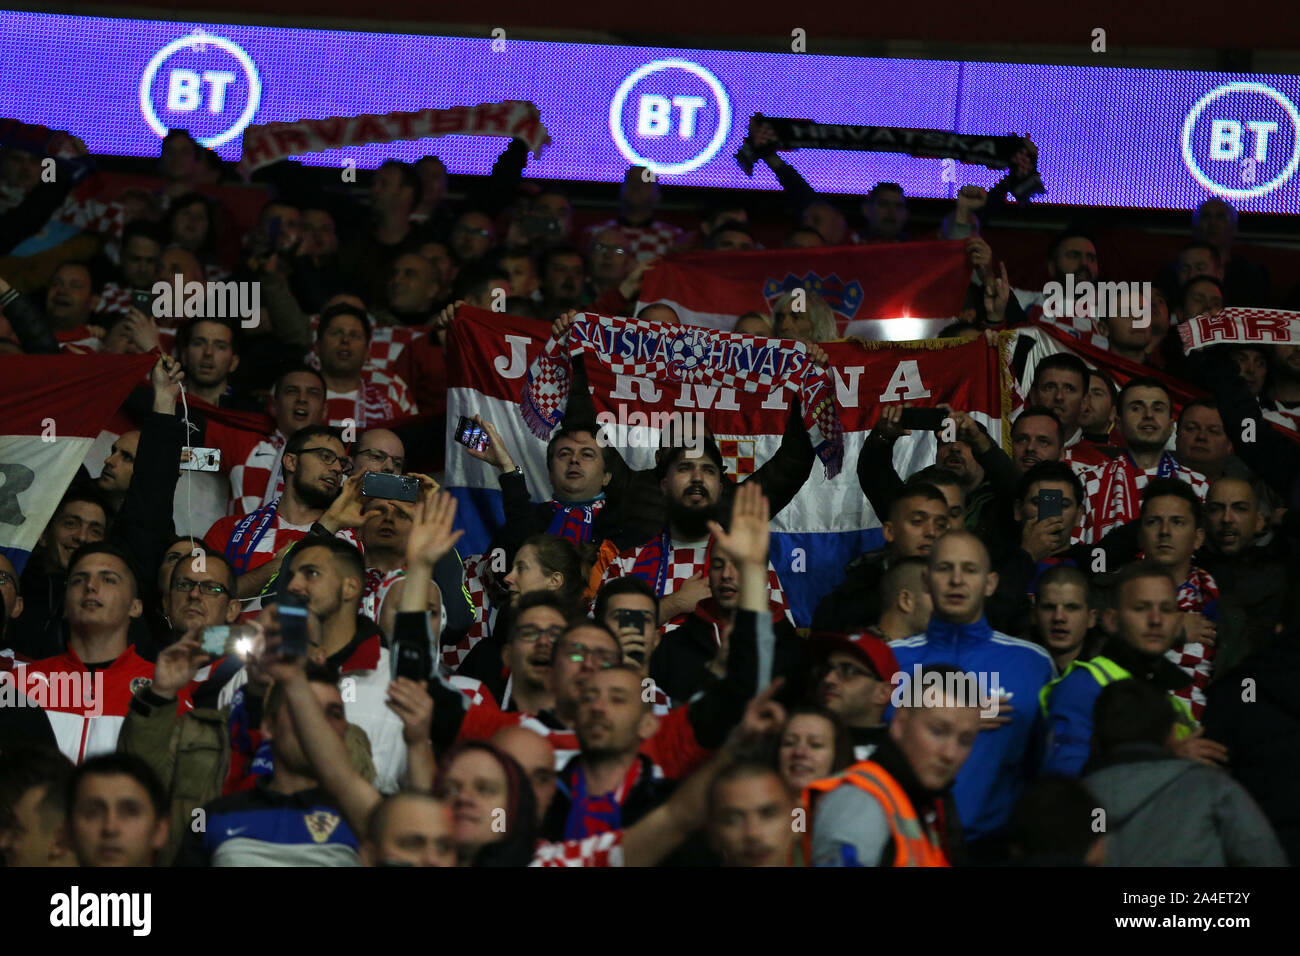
(1041, 561), (1222, 778)
(889, 530), (1054, 852)
(1084, 678), (1285, 866)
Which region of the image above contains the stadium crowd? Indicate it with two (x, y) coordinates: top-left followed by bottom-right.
(0, 114), (1297, 869)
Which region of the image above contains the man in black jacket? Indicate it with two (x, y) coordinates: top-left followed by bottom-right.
(541, 664), (675, 842)
(812, 481), (951, 632)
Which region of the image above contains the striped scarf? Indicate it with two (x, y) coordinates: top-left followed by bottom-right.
(546, 496), (606, 543)
(1168, 566), (1221, 721)
(225, 498), (279, 575)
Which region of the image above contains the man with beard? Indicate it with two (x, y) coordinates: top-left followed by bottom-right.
(540, 665), (676, 842)
(554, 313), (817, 548)
(203, 425), (346, 600)
(1200, 477), (1295, 670)
(202, 366), (328, 516)
(813, 482), (951, 632)
(1264, 343), (1300, 420)
(1085, 378), (1208, 542)
(806, 663), (978, 866)
(317, 303), (417, 429)
(598, 441), (793, 630)
(1080, 371), (1120, 447)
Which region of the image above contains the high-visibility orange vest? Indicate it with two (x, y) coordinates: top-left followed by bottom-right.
(801, 760), (951, 867)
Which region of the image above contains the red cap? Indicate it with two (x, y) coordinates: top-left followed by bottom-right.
(810, 630), (900, 682)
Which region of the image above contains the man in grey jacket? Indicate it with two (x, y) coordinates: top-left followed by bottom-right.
(1084, 679), (1285, 866)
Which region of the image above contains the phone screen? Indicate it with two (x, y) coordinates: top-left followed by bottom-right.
(454, 416), (490, 453)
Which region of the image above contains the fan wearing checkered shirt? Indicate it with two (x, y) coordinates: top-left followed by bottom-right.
(317, 303), (418, 429)
(582, 167), (683, 263)
(203, 425), (346, 600)
(600, 440), (793, 630)
(1085, 378), (1209, 542)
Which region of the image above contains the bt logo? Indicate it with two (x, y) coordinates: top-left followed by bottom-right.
(1181, 81), (1300, 200)
(608, 59), (731, 176)
(138, 29), (261, 148)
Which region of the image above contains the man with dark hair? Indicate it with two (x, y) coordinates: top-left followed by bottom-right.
(114, 220), (165, 294)
(707, 761), (797, 867)
(994, 461), (1089, 615)
(599, 440), (793, 629)
(180, 660), (363, 866)
(1084, 679), (1284, 866)
(317, 302), (417, 428)
(0, 745), (76, 866)
(540, 664), (675, 842)
(1079, 370), (1119, 446)
(813, 482), (952, 632)
(861, 182), (909, 242)
(890, 531), (1054, 848)
(1041, 561), (1211, 777)
(68, 752), (170, 866)
(176, 316), (250, 409)
(806, 663), (977, 866)
(0, 260), (101, 351)
(540, 245), (586, 315)
(1200, 477), (1296, 670)
(1027, 353), (1111, 470)
(450, 208), (497, 266)
(203, 424), (346, 599)
(1086, 377), (1208, 541)
(1009, 405), (1064, 475)
(1006, 776), (1106, 865)
(1031, 565), (1098, 673)
(490, 592), (570, 715)
(203, 365), (328, 515)
(1174, 399), (1245, 480)
(860, 403), (1018, 557)
(1137, 478), (1219, 720)
(339, 159), (422, 305)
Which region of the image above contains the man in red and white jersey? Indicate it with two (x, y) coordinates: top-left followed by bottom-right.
(203, 366), (328, 517)
(600, 443), (791, 632)
(22, 543), (181, 764)
(204, 425), (345, 601)
(316, 303), (417, 430)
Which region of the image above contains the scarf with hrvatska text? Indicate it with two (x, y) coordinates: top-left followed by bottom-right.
(521, 313), (845, 478)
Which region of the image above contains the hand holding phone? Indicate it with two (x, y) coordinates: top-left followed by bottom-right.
(898, 407), (947, 432)
(362, 471), (420, 503)
(454, 415), (491, 453)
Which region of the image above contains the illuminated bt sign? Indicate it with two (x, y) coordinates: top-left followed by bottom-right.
(138, 29), (261, 148)
(1181, 81), (1300, 200)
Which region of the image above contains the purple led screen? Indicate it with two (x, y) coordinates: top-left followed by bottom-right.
(2, 11), (1299, 212)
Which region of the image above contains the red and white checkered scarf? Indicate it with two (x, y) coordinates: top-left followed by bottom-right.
(521, 313), (844, 477)
(1168, 566), (1220, 721)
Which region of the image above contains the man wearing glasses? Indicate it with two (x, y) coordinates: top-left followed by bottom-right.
(203, 425), (347, 601)
(351, 429), (406, 477)
(811, 632), (900, 761)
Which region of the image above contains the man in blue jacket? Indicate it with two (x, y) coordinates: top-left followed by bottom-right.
(889, 530), (1053, 853)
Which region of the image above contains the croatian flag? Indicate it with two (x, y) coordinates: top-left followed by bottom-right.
(638, 241), (971, 340)
(445, 308), (1011, 624)
(0, 354), (155, 573)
